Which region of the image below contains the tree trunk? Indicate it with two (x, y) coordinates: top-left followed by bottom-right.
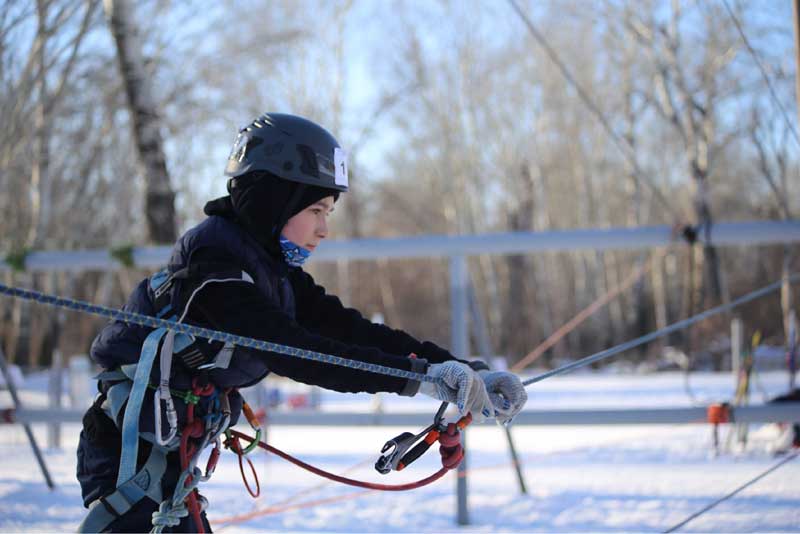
(502, 162), (536, 363)
(531, 162), (560, 364)
(651, 249), (669, 337)
(782, 247), (794, 343)
(27, 0), (50, 249)
(103, 0), (176, 244)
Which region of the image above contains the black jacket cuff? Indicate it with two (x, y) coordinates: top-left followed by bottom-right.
(400, 357), (429, 397)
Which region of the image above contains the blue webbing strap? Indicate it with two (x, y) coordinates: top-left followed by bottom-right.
(117, 327), (167, 487)
(78, 444), (168, 533)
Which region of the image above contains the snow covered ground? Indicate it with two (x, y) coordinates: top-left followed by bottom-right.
(1, 371), (798, 532)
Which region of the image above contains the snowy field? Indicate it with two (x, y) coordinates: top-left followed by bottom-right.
(1, 370), (798, 533)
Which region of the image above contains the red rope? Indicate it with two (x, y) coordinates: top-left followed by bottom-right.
(179, 422), (206, 532)
(228, 435), (261, 498)
(228, 429), (451, 491)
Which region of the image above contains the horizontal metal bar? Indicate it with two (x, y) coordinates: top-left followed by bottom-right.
(315, 221), (800, 261)
(511, 404), (800, 425)
(2, 221), (798, 272)
(6, 403), (799, 426)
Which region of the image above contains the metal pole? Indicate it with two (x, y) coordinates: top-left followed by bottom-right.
(467, 280), (528, 494)
(793, 0), (800, 132)
(731, 317), (741, 388)
(788, 310), (797, 390)
(0, 345), (55, 489)
(47, 349), (63, 449)
(450, 255), (470, 526)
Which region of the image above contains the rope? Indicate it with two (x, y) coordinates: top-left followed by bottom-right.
(215, 490), (374, 528)
(228, 429), (450, 491)
(524, 275), (799, 386)
(214, 458), (526, 528)
(151, 467), (205, 532)
(663, 450), (799, 533)
(213, 458), (375, 529)
(1, 273), (794, 391)
(0, 282), (436, 385)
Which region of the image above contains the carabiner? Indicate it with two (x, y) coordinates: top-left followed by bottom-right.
(240, 401), (262, 455)
(200, 436), (222, 481)
(374, 402), (449, 474)
(375, 430), (424, 474)
(154, 385), (179, 446)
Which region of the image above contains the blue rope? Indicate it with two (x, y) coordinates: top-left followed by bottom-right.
(1, 275), (793, 389)
(0, 282), (438, 385)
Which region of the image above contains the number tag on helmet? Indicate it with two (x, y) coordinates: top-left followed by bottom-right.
(334, 147), (348, 188)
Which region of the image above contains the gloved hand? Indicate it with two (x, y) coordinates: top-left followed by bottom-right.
(418, 361), (493, 421)
(479, 370), (527, 425)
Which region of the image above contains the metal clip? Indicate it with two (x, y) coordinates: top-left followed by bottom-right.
(201, 436), (222, 481)
(153, 386), (179, 446)
(374, 402), (449, 474)
(375, 431), (423, 474)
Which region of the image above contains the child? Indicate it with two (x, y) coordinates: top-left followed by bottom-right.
(76, 113), (527, 532)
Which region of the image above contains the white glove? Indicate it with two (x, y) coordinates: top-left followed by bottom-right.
(479, 370), (528, 425)
(418, 361), (493, 422)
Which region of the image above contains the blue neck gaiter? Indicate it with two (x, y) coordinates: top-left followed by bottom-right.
(279, 235), (311, 267)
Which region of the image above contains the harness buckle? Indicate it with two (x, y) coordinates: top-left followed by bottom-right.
(153, 276), (173, 300)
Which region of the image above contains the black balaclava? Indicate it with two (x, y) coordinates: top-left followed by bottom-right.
(203, 171), (339, 257)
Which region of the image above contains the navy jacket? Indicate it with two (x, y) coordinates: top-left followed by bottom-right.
(78, 214), (459, 507)
(91, 214), (457, 395)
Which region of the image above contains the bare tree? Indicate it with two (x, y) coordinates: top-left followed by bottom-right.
(103, 0), (175, 243)
(0, 0), (104, 364)
(619, 1), (747, 310)
(750, 104), (797, 342)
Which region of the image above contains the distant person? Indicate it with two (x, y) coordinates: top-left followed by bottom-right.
(76, 113), (528, 532)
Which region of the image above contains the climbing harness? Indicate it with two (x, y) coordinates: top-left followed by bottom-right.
(79, 269), (242, 533)
(77, 373), (224, 533)
(151, 377), (227, 534)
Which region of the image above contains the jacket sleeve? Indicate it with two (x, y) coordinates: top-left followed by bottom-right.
(289, 269), (481, 368)
(179, 248), (428, 396)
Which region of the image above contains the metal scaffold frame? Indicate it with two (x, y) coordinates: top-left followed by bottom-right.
(1, 219), (799, 526)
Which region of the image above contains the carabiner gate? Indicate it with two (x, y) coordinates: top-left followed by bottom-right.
(374, 402), (449, 474)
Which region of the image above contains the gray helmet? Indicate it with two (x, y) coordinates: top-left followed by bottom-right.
(224, 113), (349, 192)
